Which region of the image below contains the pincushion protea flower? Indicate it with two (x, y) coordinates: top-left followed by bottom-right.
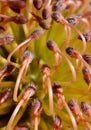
(0, 0), (91, 130)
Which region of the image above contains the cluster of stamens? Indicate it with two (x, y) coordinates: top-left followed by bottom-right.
(0, 0), (91, 130)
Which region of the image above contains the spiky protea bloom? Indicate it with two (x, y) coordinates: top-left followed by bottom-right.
(0, 0), (91, 130)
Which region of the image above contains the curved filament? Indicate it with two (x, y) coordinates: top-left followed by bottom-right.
(59, 16), (87, 54)
(66, 22), (87, 54)
(54, 52), (62, 71)
(13, 58), (31, 102)
(58, 51), (76, 86)
(13, 62), (26, 102)
(61, 96), (78, 130)
(7, 36), (33, 63)
(81, 18), (90, 31)
(78, 54), (91, 73)
(64, 25), (71, 48)
(6, 99), (24, 130)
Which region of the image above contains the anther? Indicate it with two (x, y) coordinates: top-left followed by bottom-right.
(68, 100), (79, 116)
(0, 64), (15, 81)
(42, 8), (51, 19)
(33, 0), (43, 10)
(39, 20), (51, 30)
(66, 47), (79, 59)
(47, 40), (59, 53)
(31, 28), (44, 39)
(0, 89), (11, 104)
(82, 54), (91, 65)
(52, 0), (65, 12)
(11, 15), (28, 24)
(52, 82), (63, 98)
(8, 0), (26, 13)
(0, 26), (5, 33)
(81, 102), (91, 117)
(67, 15), (81, 25)
(82, 66), (91, 86)
(51, 12), (61, 23)
(4, 64), (14, 73)
(32, 99), (42, 117)
(78, 31), (91, 42)
(32, 99), (42, 130)
(0, 35), (14, 46)
(22, 84), (36, 101)
(41, 64), (51, 76)
(0, 16), (4, 22)
(14, 124), (28, 130)
(22, 50), (34, 62)
(53, 115), (62, 130)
